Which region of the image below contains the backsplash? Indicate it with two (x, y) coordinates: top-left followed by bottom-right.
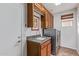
(26, 28), (42, 36)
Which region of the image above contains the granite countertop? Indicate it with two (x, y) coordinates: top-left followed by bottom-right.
(27, 35), (51, 44)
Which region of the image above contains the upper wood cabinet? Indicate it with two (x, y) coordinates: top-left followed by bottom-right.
(34, 3), (45, 14)
(48, 11), (53, 28)
(26, 3), (53, 28)
(26, 3), (44, 27)
(26, 3), (34, 27)
(41, 9), (53, 28)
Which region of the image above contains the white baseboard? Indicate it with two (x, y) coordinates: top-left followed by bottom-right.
(60, 45), (76, 50)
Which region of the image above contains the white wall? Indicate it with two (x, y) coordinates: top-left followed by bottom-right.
(54, 9), (77, 49)
(76, 7), (79, 52)
(54, 13), (61, 31)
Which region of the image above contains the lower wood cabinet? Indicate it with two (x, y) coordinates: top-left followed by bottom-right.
(27, 39), (51, 56)
(41, 46), (47, 56)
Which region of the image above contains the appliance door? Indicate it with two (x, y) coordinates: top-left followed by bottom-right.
(56, 31), (60, 48)
(56, 31), (60, 55)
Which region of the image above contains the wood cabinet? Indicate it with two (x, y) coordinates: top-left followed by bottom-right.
(26, 3), (44, 27)
(41, 9), (53, 28)
(49, 13), (53, 28)
(41, 46), (47, 56)
(27, 41), (40, 56)
(26, 3), (34, 27)
(41, 39), (51, 56)
(34, 3), (45, 13)
(26, 3), (53, 28)
(27, 39), (51, 56)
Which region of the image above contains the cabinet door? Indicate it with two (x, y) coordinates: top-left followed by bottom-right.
(27, 3), (34, 27)
(46, 12), (49, 28)
(50, 14), (53, 28)
(27, 41), (40, 56)
(41, 47), (47, 56)
(45, 11), (53, 28)
(48, 12), (51, 28)
(31, 46), (39, 56)
(47, 44), (51, 56)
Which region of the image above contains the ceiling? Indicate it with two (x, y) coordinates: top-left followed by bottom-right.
(43, 3), (79, 14)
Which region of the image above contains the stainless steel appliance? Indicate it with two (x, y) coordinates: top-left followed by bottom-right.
(43, 28), (61, 55)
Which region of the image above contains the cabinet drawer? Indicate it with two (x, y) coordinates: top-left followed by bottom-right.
(41, 40), (51, 48)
